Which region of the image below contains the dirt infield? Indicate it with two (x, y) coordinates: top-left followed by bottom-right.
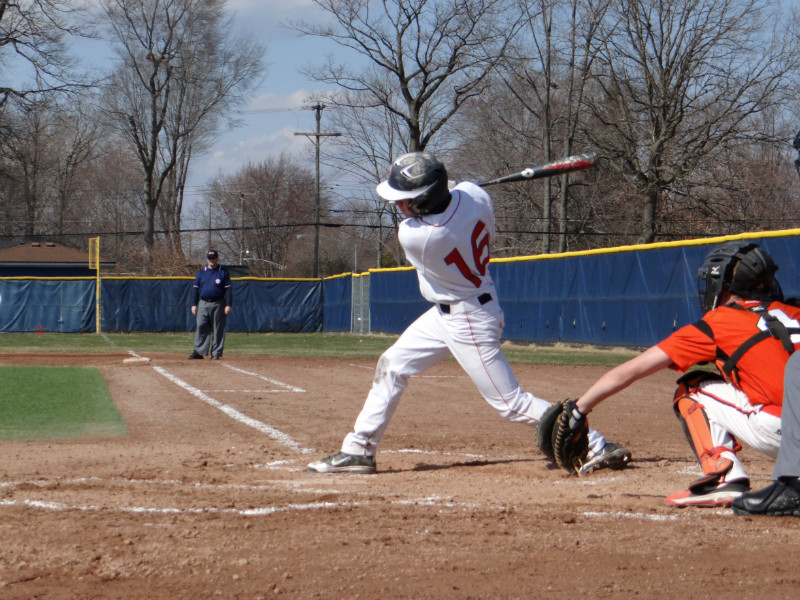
(0, 352), (797, 599)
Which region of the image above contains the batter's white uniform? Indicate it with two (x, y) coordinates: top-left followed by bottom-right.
(341, 182), (605, 457)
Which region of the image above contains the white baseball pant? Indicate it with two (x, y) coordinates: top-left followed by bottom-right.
(693, 379), (782, 481)
(341, 296), (604, 456)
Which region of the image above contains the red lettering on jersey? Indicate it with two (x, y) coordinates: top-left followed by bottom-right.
(472, 221), (490, 275)
(443, 221), (491, 287)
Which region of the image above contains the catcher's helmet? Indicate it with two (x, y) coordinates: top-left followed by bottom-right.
(697, 241), (780, 313)
(376, 152), (451, 216)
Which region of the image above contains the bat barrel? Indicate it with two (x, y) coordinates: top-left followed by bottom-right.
(478, 152), (598, 187)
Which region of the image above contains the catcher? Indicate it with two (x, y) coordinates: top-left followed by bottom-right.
(539, 241), (800, 507)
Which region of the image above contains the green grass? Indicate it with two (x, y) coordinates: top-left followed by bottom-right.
(0, 332), (641, 366)
(0, 334), (641, 441)
(0, 366), (128, 440)
(501, 341), (639, 366)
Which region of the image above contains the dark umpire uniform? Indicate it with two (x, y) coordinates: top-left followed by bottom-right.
(734, 350), (800, 516)
(188, 250), (232, 360)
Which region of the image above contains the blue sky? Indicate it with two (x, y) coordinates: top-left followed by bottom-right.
(186, 0), (343, 206)
(63, 0), (350, 214)
(4, 0), (363, 221)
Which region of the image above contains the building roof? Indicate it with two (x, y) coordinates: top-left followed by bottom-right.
(0, 242), (115, 267)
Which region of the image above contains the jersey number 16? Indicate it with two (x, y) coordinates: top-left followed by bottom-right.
(444, 221), (490, 288)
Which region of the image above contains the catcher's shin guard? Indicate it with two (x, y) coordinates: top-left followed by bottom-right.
(672, 371), (735, 481)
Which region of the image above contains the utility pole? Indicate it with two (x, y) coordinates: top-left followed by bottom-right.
(295, 104), (341, 278)
(239, 193), (245, 265)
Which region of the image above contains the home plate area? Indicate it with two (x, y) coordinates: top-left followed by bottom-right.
(0, 354), (796, 599)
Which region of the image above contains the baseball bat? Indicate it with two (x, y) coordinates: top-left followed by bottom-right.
(478, 152), (598, 187)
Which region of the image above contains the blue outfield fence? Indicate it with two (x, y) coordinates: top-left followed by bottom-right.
(365, 230), (800, 347)
(101, 278), (323, 333)
(0, 278), (96, 333)
(492, 246), (704, 345)
(322, 274), (352, 332)
(1, 230), (799, 343)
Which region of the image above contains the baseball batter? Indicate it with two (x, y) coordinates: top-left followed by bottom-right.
(307, 152), (630, 475)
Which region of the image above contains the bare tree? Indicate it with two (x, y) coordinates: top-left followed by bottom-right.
(203, 156), (316, 277)
(49, 97), (102, 235)
(449, 78), (547, 256)
(290, 0), (520, 269)
(0, 0), (94, 111)
(0, 95), (107, 248)
(79, 141), (151, 268)
(499, 0), (560, 252)
(585, 0), (799, 244)
(293, 0), (520, 155)
(98, 0), (265, 270)
(0, 99), (58, 238)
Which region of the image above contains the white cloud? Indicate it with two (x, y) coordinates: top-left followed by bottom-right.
(247, 89), (313, 112)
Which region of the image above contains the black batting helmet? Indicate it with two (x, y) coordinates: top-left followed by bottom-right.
(697, 241), (780, 313)
(376, 152), (451, 216)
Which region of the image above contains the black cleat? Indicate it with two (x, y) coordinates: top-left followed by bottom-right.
(732, 479), (800, 516)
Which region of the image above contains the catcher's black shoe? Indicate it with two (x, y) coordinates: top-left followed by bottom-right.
(732, 478), (800, 516)
(578, 442), (631, 476)
(307, 451), (376, 474)
(187, 351), (203, 359)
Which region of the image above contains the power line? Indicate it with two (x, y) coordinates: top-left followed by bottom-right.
(0, 220), (778, 241)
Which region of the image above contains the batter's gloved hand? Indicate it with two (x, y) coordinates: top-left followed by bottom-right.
(536, 399), (590, 474)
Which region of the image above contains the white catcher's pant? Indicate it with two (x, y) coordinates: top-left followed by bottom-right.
(341, 295), (605, 456)
(692, 379), (782, 482)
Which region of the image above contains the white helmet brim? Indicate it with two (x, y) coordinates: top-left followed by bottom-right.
(376, 179), (429, 202)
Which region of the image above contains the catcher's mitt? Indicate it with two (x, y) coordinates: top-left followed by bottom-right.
(536, 399), (590, 474)
(536, 400), (564, 462)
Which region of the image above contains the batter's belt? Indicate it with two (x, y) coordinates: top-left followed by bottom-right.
(438, 293), (492, 314)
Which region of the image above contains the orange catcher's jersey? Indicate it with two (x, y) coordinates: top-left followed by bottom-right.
(658, 299), (800, 410)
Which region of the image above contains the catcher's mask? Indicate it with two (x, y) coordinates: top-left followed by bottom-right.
(697, 241), (780, 313)
(376, 152), (451, 216)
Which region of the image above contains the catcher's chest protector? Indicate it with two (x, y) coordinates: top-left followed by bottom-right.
(720, 303), (799, 386)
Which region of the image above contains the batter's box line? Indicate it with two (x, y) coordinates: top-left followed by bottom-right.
(222, 364), (306, 392)
(154, 366), (314, 455)
(204, 389), (297, 393)
(0, 475), (349, 495)
(582, 511), (682, 522)
(0, 497), (360, 518)
(347, 363), (458, 378)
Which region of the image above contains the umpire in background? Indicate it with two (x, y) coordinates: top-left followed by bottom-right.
(188, 250), (232, 360)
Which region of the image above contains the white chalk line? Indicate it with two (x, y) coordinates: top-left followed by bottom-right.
(582, 510), (681, 522)
(0, 474), (479, 518)
(0, 497), (353, 517)
(0, 494), (729, 521)
(206, 389), (296, 393)
(153, 366), (314, 454)
(0, 473), (341, 493)
(222, 364), (306, 392)
(0, 457), (723, 522)
(384, 448), (492, 459)
(347, 363), (458, 378)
